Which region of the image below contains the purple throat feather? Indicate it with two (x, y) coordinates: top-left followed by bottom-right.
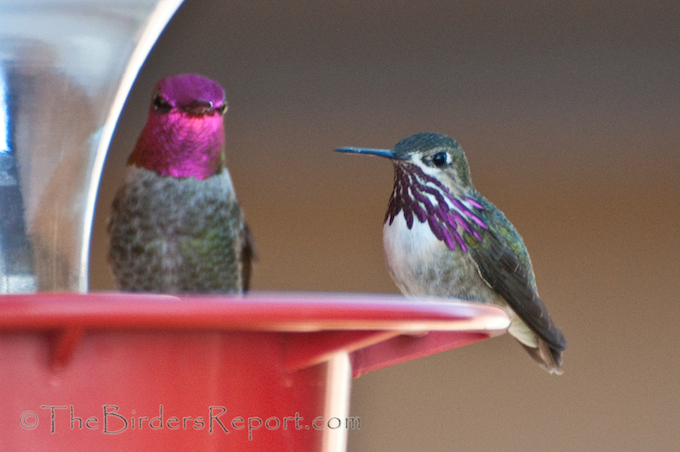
(385, 163), (488, 252)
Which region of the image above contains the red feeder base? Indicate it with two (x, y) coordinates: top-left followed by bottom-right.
(0, 292), (509, 451)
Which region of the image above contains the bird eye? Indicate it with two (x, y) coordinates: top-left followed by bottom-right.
(216, 102), (228, 115)
(152, 94), (172, 113)
(432, 152), (448, 167)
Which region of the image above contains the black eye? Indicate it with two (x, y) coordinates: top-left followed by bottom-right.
(152, 94), (172, 113)
(432, 152), (448, 167)
(216, 102), (228, 115)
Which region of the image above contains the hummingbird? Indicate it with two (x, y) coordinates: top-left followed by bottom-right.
(336, 133), (566, 374)
(108, 74), (253, 293)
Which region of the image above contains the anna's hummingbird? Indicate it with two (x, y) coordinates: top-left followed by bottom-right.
(336, 132), (566, 374)
(108, 74), (253, 293)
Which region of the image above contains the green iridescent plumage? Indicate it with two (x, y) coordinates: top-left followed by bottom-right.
(108, 166), (252, 293)
(471, 194), (538, 291)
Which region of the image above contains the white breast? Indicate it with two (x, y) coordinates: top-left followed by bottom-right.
(383, 210), (539, 349)
(383, 211), (447, 294)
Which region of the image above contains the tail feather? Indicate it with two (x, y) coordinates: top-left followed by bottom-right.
(520, 339), (564, 375)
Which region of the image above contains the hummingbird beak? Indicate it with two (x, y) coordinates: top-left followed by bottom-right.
(334, 147), (397, 159)
(182, 99), (215, 115)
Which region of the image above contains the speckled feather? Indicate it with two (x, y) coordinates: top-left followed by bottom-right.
(108, 167), (250, 293)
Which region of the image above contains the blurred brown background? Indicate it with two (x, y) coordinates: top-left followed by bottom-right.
(90, 1), (680, 450)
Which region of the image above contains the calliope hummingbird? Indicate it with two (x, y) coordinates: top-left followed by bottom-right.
(337, 132), (566, 374)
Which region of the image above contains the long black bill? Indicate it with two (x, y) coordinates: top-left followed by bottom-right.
(334, 147), (396, 159)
